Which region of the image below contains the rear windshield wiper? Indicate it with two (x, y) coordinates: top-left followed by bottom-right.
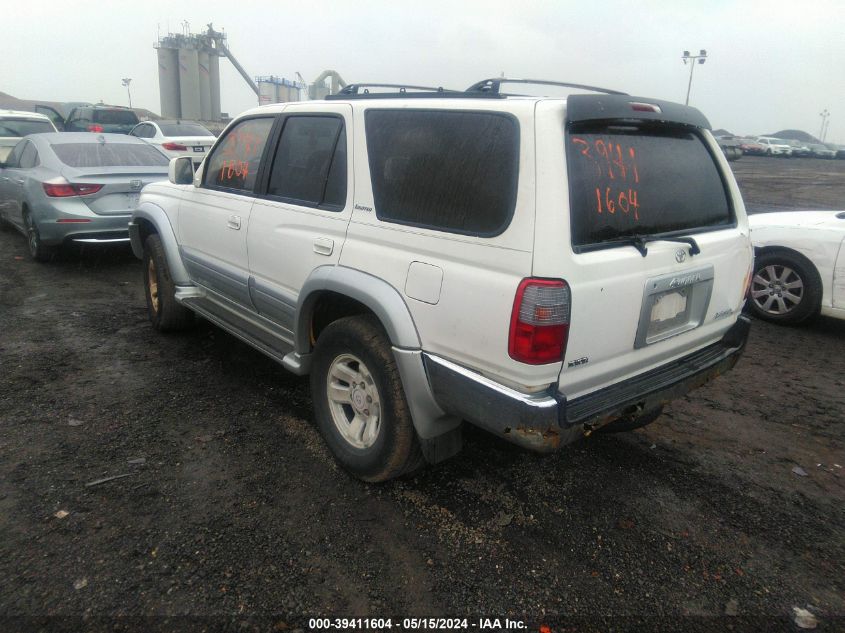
(604, 234), (701, 258)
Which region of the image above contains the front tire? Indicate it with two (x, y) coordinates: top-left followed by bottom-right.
(143, 234), (194, 331)
(748, 250), (821, 325)
(24, 211), (58, 262)
(310, 315), (422, 482)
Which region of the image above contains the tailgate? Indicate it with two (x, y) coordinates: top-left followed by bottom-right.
(532, 96), (752, 400)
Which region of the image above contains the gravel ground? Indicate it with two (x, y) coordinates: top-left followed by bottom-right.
(1, 156), (844, 632)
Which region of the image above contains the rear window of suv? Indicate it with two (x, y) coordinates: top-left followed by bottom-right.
(566, 125), (733, 250)
(365, 110), (518, 236)
(93, 110), (139, 125)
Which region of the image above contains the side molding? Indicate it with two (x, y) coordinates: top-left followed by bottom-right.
(295, 266), (422, 352)
(129, 203), (191, 285)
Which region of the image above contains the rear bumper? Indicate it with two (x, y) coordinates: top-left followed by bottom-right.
(424, 316), (751, 452)
(39, 216), (131, 245)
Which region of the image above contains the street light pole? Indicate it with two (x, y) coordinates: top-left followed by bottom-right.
(121, 78), (133, 109)
(819, 109), (830, 142)
(682, 49), (708, 106)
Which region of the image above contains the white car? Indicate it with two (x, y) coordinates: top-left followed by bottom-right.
(129, 120), (216, 165)
(0, 110), (57, 163)
(748, 210), (845, 323)
(756, 137), (793, 157)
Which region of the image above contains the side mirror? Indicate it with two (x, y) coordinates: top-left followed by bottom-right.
(168, 156), (195, 185)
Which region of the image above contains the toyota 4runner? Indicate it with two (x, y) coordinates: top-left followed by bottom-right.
(129, 79), (753, 481)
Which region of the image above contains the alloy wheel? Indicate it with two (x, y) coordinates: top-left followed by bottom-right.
(326, 353), (382, 449)
(751, 264), (804, 315)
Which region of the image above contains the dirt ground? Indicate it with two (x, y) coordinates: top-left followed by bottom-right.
(1, 155), (844, 632)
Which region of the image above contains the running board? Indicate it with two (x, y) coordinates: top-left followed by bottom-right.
(177, 291), (310, 376)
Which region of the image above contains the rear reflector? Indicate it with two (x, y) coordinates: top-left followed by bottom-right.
(87, 124), (104, 132)
(162, 142), (188, 151)
(43, 181), (103, 197)
(509, 278), (571, 364)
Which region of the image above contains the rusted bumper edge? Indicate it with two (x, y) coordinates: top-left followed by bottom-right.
(423, 315), (751, 453)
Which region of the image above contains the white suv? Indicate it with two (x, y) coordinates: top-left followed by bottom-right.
(129, 79), (753, 481)
(0, 110), (57, 163)
(756, 136), (793, 157)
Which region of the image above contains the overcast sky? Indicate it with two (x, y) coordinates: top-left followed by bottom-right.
(4, 0), (843, 142)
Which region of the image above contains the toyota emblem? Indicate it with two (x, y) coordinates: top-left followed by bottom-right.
(675, 249), (687, 263)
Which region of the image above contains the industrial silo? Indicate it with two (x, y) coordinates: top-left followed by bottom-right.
(198, 50), (212, 121)
(209, 53), (221, 121)
(178, 47), (201, 120)
(157, 48), (181, 119)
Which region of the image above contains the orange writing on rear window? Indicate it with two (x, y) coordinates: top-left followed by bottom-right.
(572, 137), (641, 220)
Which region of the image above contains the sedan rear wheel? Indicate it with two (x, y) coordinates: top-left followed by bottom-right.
(24, 212), (58, 262)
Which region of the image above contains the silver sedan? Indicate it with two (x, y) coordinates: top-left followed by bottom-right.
(0, 132), (169, 261)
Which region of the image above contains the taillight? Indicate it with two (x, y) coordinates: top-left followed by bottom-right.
(508, 278), (571, 365)
(43, 181), (103, 197)
(87, 124), (104, 132)
(162, 142), (188, 151)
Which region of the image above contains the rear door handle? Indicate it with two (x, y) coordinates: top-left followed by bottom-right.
(227, 215), (241, 230)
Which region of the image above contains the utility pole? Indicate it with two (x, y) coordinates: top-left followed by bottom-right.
(121, 78), (133, 109)
(682, 49), (707, 106)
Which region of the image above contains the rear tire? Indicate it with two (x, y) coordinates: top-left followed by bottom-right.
(310, 315), (422, 482)
(747, 250), (821, 325)
(24, 211), (58, 262)
(143, 233), (194, 331)
(598, 406), (664, 434)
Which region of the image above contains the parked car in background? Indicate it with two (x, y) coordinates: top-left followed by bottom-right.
(748, 210), (845, 324)
(129, 80), (753, 481)
(756, 137), (792, 156)
(0, 133), (169, 261)
(808, 143), (836, 159)
(129, 120), (216, 165)
(738, 137), (765, 155)
(787, 140), (811, 157)
(0, 110), (57, 163)
(35, 104), (140, 134)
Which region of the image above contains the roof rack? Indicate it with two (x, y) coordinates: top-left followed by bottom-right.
(466, 78), (628, 96)
(335, 83), (457, 95)
(325, 83), (504, 100)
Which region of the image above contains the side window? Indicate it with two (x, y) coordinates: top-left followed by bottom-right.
(19, 142), (39, 169)
(203, 117), (274, 193)
(365, 110), (518, 236)
(266, 116), (346, 208)
(135, 124), (154, 138)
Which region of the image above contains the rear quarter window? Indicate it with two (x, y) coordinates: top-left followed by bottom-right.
(566, 125), (733, 249)
(365, 109), (518, 236)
